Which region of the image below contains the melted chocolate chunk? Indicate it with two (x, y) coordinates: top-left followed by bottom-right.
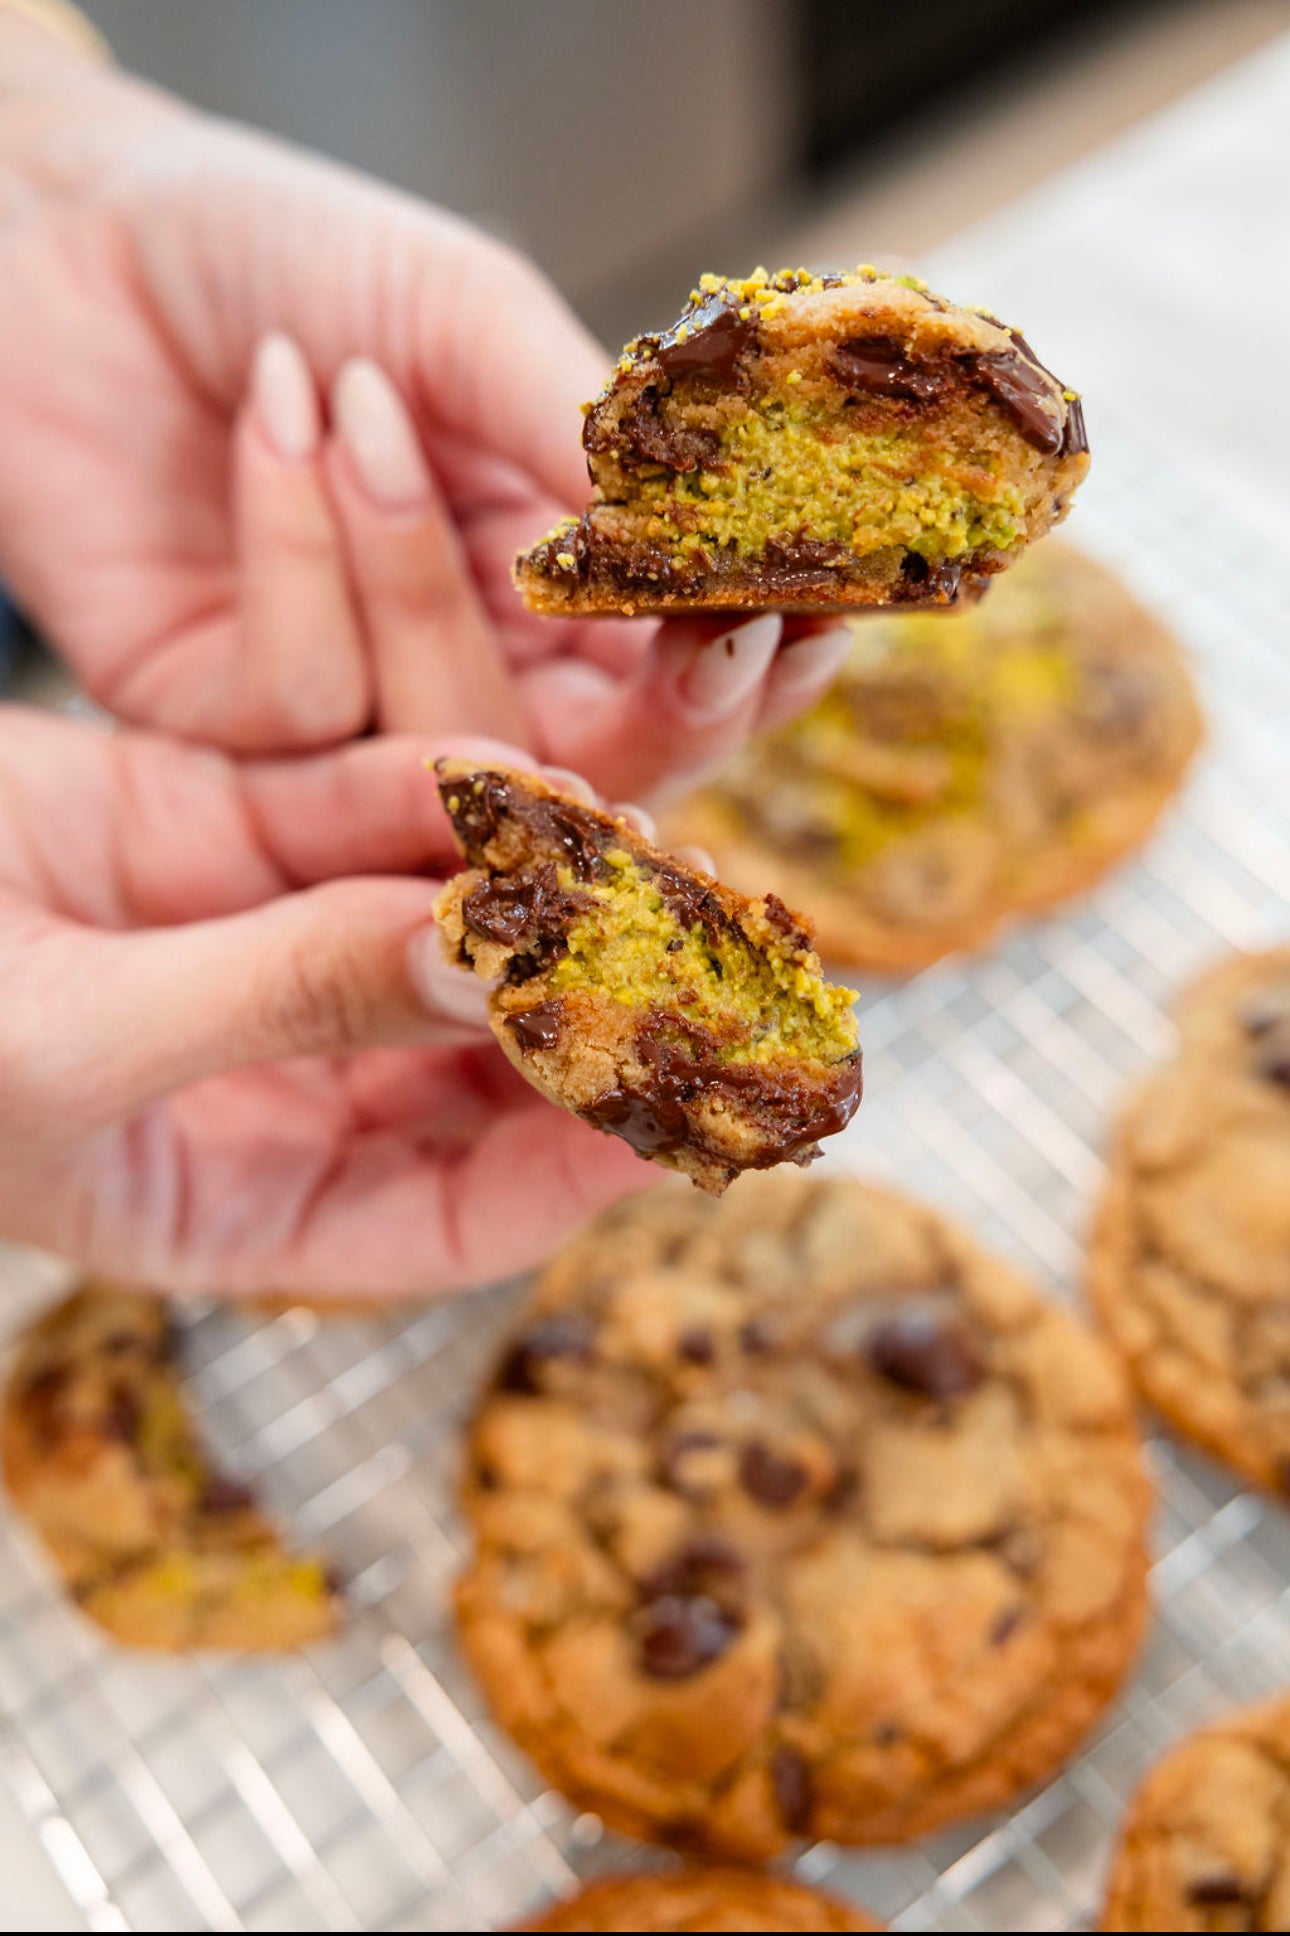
(496, 1314), (595, 1394)
(648, 857), (730, 942)
(508, 1000), (565, 1054)
(197, 1475), (257, 1516)
(614, 387), (721, 473)
(654, 297), (758, 385)
(739, 1440), (810, 1509)
(677, 1325), (715, 1365)
(989, 1606), (1025, 1647)
(463, 865), (586, 948)
(1256, 1041), (1290, 1088)
(582, 1088), (693, 1156)
(830, 336), (944, 403)
(643, 1534), (745, 1603)
(635, 1593), (742, 1679)
(770, 1744), (814, 1832)
(438, 770), (509, 853)
(898, 553), (966, 604)
(543, 803), (606, 882)
(970, 349), (1064, 454)
(867, 1310), (983, 1400)
(760, 535), (856, 589)
(1187, 1876), (1249, 1907)
(1062, 393), (1088, 457)
(761, 893), (811, 952)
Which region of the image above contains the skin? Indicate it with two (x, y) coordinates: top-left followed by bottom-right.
(0, 18), (853, 1298)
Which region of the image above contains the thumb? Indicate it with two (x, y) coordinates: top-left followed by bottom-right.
(11, 878), (488, 1127)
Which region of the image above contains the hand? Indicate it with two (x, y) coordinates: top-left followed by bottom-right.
(0, 707), (651, 1297)
(0, 25), (849, 799)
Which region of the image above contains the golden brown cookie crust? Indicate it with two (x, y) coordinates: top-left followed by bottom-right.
(456, 1172), (1151, 1858)
(434, 762), (862, 1194)
(515, 267), (1088, 618)
(2, 1281), (341, 1650)
(1100, 1691), (1290, 1932)
(669, 544), (1201, 973)
(1088, 946), (1290, 1500)
(522, 1866), (878, 1932)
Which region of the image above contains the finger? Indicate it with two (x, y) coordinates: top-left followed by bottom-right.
(754, 623), (852, 735)
(326, 358), (527, 742)
(528, 613), (784, 804)
(232, 333), (371, 747)
(12, 878), (487, 1130)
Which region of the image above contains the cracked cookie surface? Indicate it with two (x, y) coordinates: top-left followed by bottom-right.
(3, 1283), (341, 1650)
(523, 1866), (877, 1931)
(515, 266), (1088, 617)
(1090, 946), (1290, 1500)
(434, 763), (862, 1193)
(1101, 1691), (1290, 1932)
(669, 543), (1200, 972)
(456, 1172), (1150, 1856)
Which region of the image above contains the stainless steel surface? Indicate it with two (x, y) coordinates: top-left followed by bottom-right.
(1, 415), (1287, 1931)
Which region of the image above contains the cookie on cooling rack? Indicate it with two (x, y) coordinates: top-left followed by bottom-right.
(1089, 945), (1290, 1501)
(514, 265), (1088, 616)
(456, 1171), (1150, 1858)
(2, 1282), (341, 1649)
(523, 1866), (878, 1932)
(1101, 1689), (1290, 1932)
(667, 542), (1201, 972)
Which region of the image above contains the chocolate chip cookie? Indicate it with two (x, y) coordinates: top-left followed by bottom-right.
(435, 763), (862, 1193)
(515, 266), (1088, 616)
(1089, 946), (1290, 1500)
(669, 542), (1201, 972)
(1101, 1691), (1290, 1932)
(456, 1172), (1151, 1856)
(3, 1282), (341, 1649)
(523, 1867), (878, 1931)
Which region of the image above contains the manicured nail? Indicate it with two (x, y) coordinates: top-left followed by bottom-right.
(678, 614), (783, 721)
(333, 358), (430, 510)
(541, 765), (598, 805)
(252, 332), (320, 462)
(406, 926), (492, 1032)
(771, 625), (852, 698)
(612, 801), (658, 843)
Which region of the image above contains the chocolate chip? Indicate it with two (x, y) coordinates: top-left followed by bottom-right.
(508, 1000), (565, 1054)
(464, 864), (587, 949)
(1187, 1876), (1248, 1907)
(654, 296), (758, 385)
(1062, 393), (1088, 457)
(635, 1594), (741, 1679)
(989, 1606), (1025, 1647)
(898, 552), (966, 605)
(615, 387), (721, 472)
(659, 1428), (722, 1491)
(739, 1319), (773, 1354)
(739, 1440), (809, 1509)
(829, 336), (943, 403)
(20, 1363), (69, 1405)
(761, 893), (811, 952)
(496, 1314), (594, 1394)
(866, 1311), (983, 1401)
(197, 1475), (257, 1516)
(1240, 988), (1290, 1036)
(678, 1326), (715, 1365)
(1255, 1041), (1290, 1088)
(770, 1744), (813, 1832)
(439, 769), (507, 853)
(969, 349), (1064, 454)
(643, 1534), (745, 1603)
(582, 1088), (692, 1157)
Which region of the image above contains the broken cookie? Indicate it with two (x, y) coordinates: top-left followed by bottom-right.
(515, 265), (1088, 617)
(433, 761), (862, 1193)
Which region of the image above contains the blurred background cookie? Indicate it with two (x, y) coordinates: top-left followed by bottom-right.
(669, 542), (1201, 971)
(522, 1865), (878, 1931)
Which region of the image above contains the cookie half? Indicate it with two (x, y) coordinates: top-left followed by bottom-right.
(456, 1172), (1150, 1856)
(434, 763), (862, 1193)
(1089, 946), (1290, 1499)
(523, 1867), (878, 1932)
(669, 542), (1201, 972)
(3, 1283), (341, 1650)
(1101, 1691), (1290, 1932)
(515, 266), (1088, 617)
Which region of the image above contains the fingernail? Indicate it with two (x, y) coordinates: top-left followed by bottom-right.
(612, 801), (658, 843)
(772, 625), (853, 698)
(252, 332), (320, 462)
(333, 357), (430, 510)
(407, 926), (492, 1033)
(677, 614), (783, 721)
(540, 765), (598, 805)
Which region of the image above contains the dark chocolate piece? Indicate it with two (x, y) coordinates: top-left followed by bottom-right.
(867, 1310), (983, 1400)
(643, 1534), (745, 1604)
(614, 386), (722, 472)
(1256, 1041), (1290, 1088)
(761, 893), (812, 951)
(582, 1088), (693, 1157)
(654, 296), (758, 385)
(635, 1593), (742, 1679)
(770, 1744), (814, 1832)
(496, 1314), (595, 1394)
(462, 865), (586, 948)
(830, 336), (944, 403)
(989, 1606), (1025, 1647)
(508, 1000), (565, 1054)
(739, 1440), (810, 1509)
(677, 1326), (715, 1365)
(1062, 393), (1088, 457)
(197, 1476), (258, 1516)
(972, 350), (1064, 455)
(1186, 1876), (1249, 1907)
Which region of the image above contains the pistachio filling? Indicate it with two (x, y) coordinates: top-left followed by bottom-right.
(636, 404), (1026, 562)
(548, 851), (857, 1064)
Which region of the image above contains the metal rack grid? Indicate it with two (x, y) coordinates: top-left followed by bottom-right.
(1, 415), (1288, 1933)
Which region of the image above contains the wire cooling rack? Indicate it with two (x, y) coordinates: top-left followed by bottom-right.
(1, 416), (1289, 1934)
